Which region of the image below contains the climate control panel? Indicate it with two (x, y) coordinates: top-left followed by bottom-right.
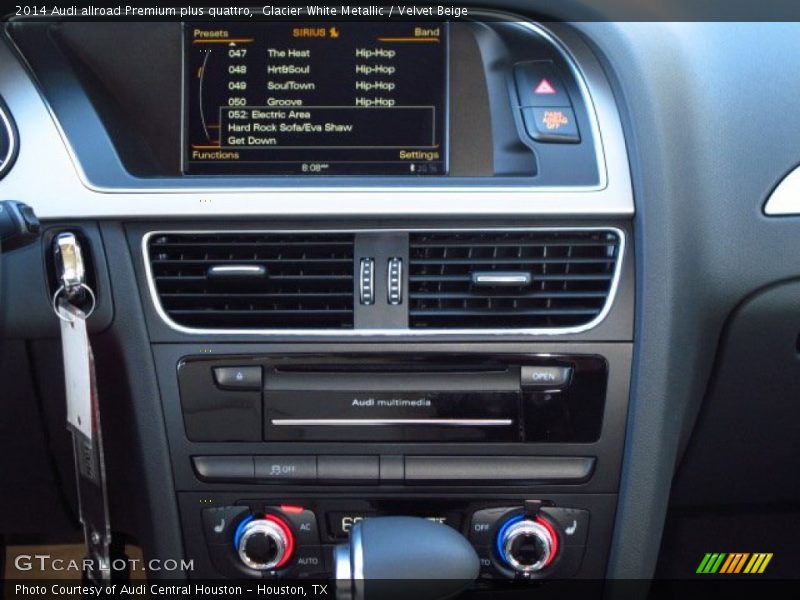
(202, 504), (327, 579)
(195, 499), (589, 580)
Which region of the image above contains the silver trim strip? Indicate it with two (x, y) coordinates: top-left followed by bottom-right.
(142, 226), (625, 337)
(0, 102), (16, 178)
(764, 164), (800, 215)
(0, 20), (633, 218)
(272, 418), (513, 427)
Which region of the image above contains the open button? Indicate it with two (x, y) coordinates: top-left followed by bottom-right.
(520, 366), (572, 388)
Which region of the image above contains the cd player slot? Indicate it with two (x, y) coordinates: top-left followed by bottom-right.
(177, 354), (608, 443)
(272, 364), (511, 374)
(263, 368), (519, 392)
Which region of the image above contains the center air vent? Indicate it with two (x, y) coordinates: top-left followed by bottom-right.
(147, 232), (354, 330)
(408, 230), (621, 330)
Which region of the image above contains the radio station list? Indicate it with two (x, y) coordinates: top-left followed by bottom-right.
(185, 22), (447, 175)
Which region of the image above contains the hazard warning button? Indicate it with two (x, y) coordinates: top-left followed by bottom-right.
(534, 79), (557, 95)
(514, 61), (571, 107)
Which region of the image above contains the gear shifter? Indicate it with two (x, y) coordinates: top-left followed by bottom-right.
(334, 516), (479, 600)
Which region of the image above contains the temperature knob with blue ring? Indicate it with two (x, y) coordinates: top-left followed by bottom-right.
(496, 514), (559, 574)
(233, 514), (295, 571)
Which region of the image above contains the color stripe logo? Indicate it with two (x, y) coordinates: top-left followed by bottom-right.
(696, 552), (773, 574)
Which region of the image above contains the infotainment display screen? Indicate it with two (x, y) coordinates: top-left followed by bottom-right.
(183, 22), (448, 175)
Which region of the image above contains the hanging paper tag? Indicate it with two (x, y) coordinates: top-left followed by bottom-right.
(59, 301), (93, 441)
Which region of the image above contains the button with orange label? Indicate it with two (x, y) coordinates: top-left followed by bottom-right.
(521, 107), (580, 143)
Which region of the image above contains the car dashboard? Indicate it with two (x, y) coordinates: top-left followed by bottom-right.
(1, 7), (799, 592)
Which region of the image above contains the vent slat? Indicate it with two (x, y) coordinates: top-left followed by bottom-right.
(409, 239), (614, 248)
(152, 259), (352, 266)
(410, 291), (609, 299)
(409, 309), (601, 317)
(409, 273), (614, 282)
(148, 233), (355, 330)
(170, 310), (353, 316)
(156, 275), (353, 282)
(408, 230), (620, 329)
(410, 258), (615, 265)
(159, 292), (352, 298)
(151, 241), (353, 248)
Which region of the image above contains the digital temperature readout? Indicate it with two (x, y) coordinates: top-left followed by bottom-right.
(183, 22), (448, 175)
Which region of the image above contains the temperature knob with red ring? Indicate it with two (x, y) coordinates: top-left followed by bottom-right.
(496, 514), (559, 574)
(234, 514), (295, 571)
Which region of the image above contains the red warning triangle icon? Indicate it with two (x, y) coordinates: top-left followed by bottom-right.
(534, 79), (557, 95)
